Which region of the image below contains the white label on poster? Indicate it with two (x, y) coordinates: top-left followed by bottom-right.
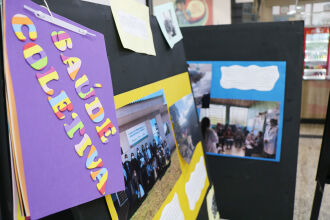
(220, 65), (279, 91)
(160, 193), (184, 220)
(272, 6), (280, 15)
(126, 122), (148, 146)
(185, 156), (207, 210)
(117, 9), (149, 40)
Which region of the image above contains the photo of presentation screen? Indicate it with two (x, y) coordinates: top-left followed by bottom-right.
(111, 90), (181, 220)
(169, 93), (202, 164)
(201, 98), (281, 161)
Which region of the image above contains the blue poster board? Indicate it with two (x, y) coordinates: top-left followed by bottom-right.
(189, 61), (286, 162)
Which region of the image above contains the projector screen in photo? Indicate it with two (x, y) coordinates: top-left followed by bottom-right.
(197, 61), (286, 162)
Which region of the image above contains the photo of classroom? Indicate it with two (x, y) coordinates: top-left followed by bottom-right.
(200, 98), (281, 160)
(110, 90), (181, 220)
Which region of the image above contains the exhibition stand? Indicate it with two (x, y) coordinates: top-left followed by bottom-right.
(1, 0), (213, 219)
(311, 92), (330, 220)
(0, 1), (305, 220)
(182, 22), (304, 220)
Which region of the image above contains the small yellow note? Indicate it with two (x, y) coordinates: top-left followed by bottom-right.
(110, 0), (156, 56)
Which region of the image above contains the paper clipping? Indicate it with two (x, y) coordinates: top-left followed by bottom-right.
(111, 0), (156, 55)
(154, 2), (183, 48)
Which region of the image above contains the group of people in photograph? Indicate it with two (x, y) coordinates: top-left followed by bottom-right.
(122, 139), (171, 205)
(201, 117), (279, 159)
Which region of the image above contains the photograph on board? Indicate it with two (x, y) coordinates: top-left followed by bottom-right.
(110, 90), (181, 219)
(200, 98), (281, 160)
(169, 93), (202, 164)
(163, 9), (177, 38)
(173, 0), (213, 27)
(188, 62), (212, 108)
(154, 2), (183, 48)
(208, 61), (286, 162)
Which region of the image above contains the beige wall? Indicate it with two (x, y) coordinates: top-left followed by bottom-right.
(213, 0), (231, 24)
(258, 0), (330, 22)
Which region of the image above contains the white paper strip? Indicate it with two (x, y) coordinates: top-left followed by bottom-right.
(185, 156), (207, 210)
(220, 65), (280, 91)
(160, 193), (185, 220)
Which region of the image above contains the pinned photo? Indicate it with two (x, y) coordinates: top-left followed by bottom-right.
(206, 61), (286, 162)
(154, 2), (183, 48)
(169, 93), (202, 164)
(162, 9), (177, 38)
(201, 99), (281, 160)
(111, 90), (181, 219)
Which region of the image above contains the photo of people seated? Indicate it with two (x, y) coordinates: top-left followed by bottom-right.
(200, 98), (281, 160)
(110, 90), (181, 219)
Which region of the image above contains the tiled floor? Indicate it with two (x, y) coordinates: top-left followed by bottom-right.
(294, 123), (329, 220)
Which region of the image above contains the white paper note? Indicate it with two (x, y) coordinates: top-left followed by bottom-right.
(111, 0), (156, 55)
(185, 156), (207, 210)
(160, 193), (185, 220)
(220, 65), (280, 91)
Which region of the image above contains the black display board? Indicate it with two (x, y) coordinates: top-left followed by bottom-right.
(0, 0), (211, 219)
(311, 93), (330, 220)
(315, 93), (330, 183)
(182, 22), (304, 220)
(32, 0), (187, 96)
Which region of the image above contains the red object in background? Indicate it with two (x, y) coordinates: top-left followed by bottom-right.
(303, 27), (330, 80)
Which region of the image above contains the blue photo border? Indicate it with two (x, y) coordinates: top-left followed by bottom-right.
(187, 61), (286, 162)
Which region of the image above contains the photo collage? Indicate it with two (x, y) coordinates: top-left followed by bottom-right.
(107, 74), (210, 220)
(188, 61), (286, 162)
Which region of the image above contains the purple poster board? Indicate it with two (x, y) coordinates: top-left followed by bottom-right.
(4, 0), (124, 219)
